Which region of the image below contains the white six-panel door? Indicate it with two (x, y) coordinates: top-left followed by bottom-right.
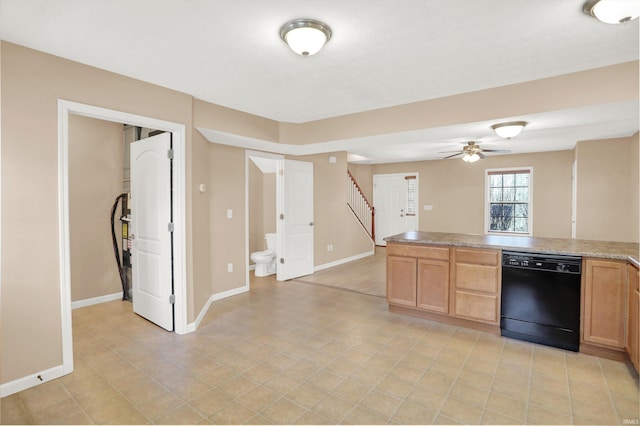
(373, 174), (417, 246)
(278, 159), (314, 280)
(130, 133), (174, 331)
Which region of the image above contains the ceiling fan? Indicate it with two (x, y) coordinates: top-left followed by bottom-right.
(440, 141), (510, 163)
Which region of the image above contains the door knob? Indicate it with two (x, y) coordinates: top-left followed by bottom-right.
(309, 222), (314, 226)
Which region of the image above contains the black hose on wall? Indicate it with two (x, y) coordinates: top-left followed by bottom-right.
(110, 193), (129, 300)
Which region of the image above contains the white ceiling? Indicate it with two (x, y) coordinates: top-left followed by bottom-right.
(1, 0), (638, 163)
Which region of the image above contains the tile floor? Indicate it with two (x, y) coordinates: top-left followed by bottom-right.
(2, 272), (639, 425)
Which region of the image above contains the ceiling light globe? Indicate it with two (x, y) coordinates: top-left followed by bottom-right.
(588, 0), (640, 23)
(492, 121), (527, 139)
(280, 19), (332, 56)
(462, 153), (480, 163)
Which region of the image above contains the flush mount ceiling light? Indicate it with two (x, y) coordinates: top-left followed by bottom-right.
(280, 18), (332, 56)
(583, 0), (640, 24)
(491, 121), (528, 139)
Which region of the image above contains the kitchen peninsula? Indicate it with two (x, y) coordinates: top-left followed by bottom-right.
(384, 231), (640, 371)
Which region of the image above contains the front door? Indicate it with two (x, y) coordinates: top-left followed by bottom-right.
(373, 174), (418, 246)
(130, 133), (174, 331)
(278, 159), (314, 280)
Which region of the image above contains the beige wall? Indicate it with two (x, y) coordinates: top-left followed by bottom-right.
(575, 135), (639, 243)
(208, 143), (246, 294)
(69, 115), (124, 302)
(263, 173), (277, 235)
(372, 150), (574, 238)
(631, 133), (639, 244)
(279, 62), (638, 145)
(0, 41), (200, 384)
(296, 152), (374, 266)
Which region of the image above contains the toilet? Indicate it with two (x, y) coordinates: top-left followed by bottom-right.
(250, 233), (277, 277)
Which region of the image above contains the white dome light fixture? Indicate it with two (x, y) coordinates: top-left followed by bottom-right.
(491, 121), (528, 139)
(280, 19), (332, 56)
(583, 0), (640, 24)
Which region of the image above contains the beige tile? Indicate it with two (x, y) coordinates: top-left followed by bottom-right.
(217, 374), (257, 398)
(414, 370), (456, 395)
(28, 396), (81, 425)
(529, 386), (571, 416)
(237, 385), (280, 411)
(285, 383), (326, 409)
(433, 413), (464, 424)
(612, 393), (640, 422)
(481, 409), (524, 425)
(391, 400), (436, 425)
(405, 387), (446, 412)
(293, 410), (332, 425)
(306, 369), (344, 392)
(119, 378), (167, 406)
(263, 373), (302, 394)
(359, 389), (403, 418)
(261, 397), (307, 424)
(527, 404), (572, 425)
(18, 381), (71, 413)
(1, 394), (28, 424)
(198, 365), (236, 386)
(438, 396), (484, 425)
(485, 391), (527, 421)
(137, 390), (182, 419)
(491, 377), (530, 401)
(310, 394), (355, 423)
(388, 363), (424, 383)
(55, 409), (93, 425)
(285, 360), (321, 380)
(373, 375), (414, 398)
(572, 400), (619, 425)
(207, 400), (256, 425)
(154, 402), (205, 425)
(342, 405), (389, 425)
(330, 378), (371, 403)
(187, 388), (233, 418)
(83, 394), (148, 425)
(449, 380), (489, 407)
(456, 368), (494, 391)
(72, 380), (120, 409)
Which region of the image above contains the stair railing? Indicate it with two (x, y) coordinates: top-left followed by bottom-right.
(347, 171), (375, 240)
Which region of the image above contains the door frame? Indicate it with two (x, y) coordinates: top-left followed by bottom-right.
(245, 150), (284, 286)
(58, 100), (188, 377)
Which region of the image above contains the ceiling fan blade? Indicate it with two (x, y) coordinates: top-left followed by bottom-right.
(438, 150), (464, 153)
(481, 149), (511, 153)
(442, 152), (463, 159)
(478, 152), (486, 159)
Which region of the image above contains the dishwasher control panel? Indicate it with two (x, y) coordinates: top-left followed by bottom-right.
(502, 251), (582, 274)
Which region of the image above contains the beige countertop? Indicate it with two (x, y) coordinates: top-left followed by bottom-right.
(385, 231), (639, 265)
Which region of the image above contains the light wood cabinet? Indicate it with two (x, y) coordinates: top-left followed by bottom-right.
(387, 243), (450, 314)
(582, 258), (627, 349)
(387, 255), (417, 307)
(452, 248), (500, 325)
(626, 264), (639, 372)
(417, 258), (449, 313)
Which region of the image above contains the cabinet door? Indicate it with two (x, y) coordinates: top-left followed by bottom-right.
(583, 259), (626, 349)
(627, 264), (639, 371)
(387, 256), (417, 307)
(452, 248), (500, 325)
(417, 259), (449, 313)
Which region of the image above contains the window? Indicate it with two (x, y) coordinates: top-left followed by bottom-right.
(405, 176), (417, 216)
(486, 168), (532, 235)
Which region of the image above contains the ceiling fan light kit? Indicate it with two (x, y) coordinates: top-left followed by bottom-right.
(462, 153), (480, 163)
(491, 121), (528, 139)
(280, 18), (332, 56)
(583, 0), (640, 24)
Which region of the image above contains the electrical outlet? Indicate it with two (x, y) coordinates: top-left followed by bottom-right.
(327, 244), (333, 252)
(227, 263), (233, 272)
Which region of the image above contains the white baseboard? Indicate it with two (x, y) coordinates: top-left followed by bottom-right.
(314, 250), (375, 272)
(185, 285), (249, 333)
(0, 364), (65, 397)
(71, 292), (122, 310)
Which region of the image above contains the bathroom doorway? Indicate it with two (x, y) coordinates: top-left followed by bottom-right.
(247, 153), (280, 280)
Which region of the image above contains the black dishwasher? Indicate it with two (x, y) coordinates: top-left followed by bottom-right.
(501, 251), (582, 351)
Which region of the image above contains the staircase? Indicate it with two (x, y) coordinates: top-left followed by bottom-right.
(347, 171), (375, 241)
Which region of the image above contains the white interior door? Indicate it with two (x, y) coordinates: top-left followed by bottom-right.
(277, 159), (314, 280)
(374, 174), (416, 246)
(130, 133), (174, 331)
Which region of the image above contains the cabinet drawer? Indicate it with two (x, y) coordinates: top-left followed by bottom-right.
(455, 248), (499, 266)
(455, 263), (499, 294)
(454, 291), (498, 324)
(387, 243), (449, 261)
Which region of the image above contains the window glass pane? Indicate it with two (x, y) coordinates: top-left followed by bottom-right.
(515, 173), (529, 187)
(490, 175), (502, 188)
(515, 187), (529, 202)
(502, 187), (515, 201)
(515, 218), (528, 233)
(515, 203), (528, 218)
(502, 174), (515, 187)
(490, 188), (502, 202)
